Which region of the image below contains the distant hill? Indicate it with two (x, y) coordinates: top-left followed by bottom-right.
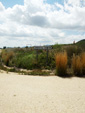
(52, 39), (85, 50)
(76, 39), (85, 48)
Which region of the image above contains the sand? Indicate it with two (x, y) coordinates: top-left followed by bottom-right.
(0, 71), (85, 113)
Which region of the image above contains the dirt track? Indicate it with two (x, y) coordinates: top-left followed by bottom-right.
(0, 71), (85, 113)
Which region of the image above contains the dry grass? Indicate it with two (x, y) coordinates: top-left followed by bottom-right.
(72, 55), (82, 76)
(55, 52), (68, 76)
(81, 52), (85, 75)
(72, 52), (85, 76)
(2, 51), (14, 66)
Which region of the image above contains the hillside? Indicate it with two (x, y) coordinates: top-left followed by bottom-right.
(76, 39), (85, 48)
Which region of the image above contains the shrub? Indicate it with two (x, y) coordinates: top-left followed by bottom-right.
(13, 53), (37, 70)
(36, 50), (55, 69)
(66, 46), (82, 67)
(72, 52), (85, 76)
(72, 55), (82, 76)
(66, 46), (82, 58)
(52, 44), (63, 52)
(81, 52), (85, 75)
(1, 51), (14, 66)
(55, 52), (68, 76)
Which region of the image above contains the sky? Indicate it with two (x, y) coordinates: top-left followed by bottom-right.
(0, 0), (85, 47)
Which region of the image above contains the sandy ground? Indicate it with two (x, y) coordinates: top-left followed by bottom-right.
(0, 71), (85, 113)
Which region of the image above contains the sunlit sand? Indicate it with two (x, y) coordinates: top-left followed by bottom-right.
(0, 71), (85, 113)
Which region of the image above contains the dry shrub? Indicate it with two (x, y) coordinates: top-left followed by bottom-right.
(55, 52), (68, 76)
(81, 52), (85, 75)
(72, 55), (82, 76)
(2, 51), (14, 66)
(72, 52), (85, 76)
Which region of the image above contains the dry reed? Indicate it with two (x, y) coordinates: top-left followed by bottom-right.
(55, 52), (68, 76)
(81, 52), (85, 75)
(72, 52), (85, 76)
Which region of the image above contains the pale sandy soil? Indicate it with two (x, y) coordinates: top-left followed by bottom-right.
(0, 71), (85, 113)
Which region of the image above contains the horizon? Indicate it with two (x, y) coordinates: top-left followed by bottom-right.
(0, 0), (85, 47)
(1, 39), (84, 48)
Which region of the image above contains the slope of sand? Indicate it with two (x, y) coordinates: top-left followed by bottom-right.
(0, 71), (85, 113)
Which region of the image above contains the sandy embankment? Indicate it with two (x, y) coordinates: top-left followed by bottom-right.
(0, 71), (85, 113)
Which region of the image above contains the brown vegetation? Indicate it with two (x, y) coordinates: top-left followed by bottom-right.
(1, 51), (14, 66)
(72, 52), (85, 76)
(55, 52), (68, 76)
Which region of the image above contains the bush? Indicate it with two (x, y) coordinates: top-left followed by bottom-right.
(66, 46), (82, 67)
(72, 55), (82, 76)
(52, 44), (63, 51)
(72, 52), (85, 76)
(66, 46), (82, 57)
(10, 53), (37, 70)
(55, 52), (68, 76)
(81, 52), (85, 75)
(1, 51), (14, 66)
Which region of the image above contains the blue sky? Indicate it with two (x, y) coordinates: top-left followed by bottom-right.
(0, 0), (64, 8)
(47, 0), (64, 5)
(0, 0), (85, 47)
(0, 0), (24, 8)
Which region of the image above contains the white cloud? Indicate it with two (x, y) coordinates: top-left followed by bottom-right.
(0, 0), (85, 47)
(0, 2), (5, 11)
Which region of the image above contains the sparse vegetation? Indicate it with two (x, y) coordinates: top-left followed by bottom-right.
(23, 69), (50, 76)
(0, 39), (85, 77)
